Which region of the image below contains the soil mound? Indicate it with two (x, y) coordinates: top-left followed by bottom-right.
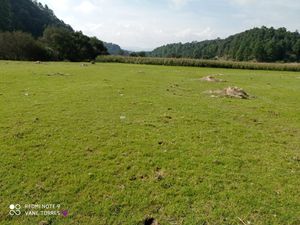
(224, 87), (249, 99)
(201, 76), (224, 82)
(208, 86), (250, 99)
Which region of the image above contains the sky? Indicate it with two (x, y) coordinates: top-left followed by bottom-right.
(39, 0), (300, 51)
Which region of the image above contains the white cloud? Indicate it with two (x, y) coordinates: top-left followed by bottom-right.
(168, 0), (190, 8)
(74, 1), (97, 14)
(175, 27), (213, 40)
(44, 0), (72, 12)
(229, 0), (258, 5)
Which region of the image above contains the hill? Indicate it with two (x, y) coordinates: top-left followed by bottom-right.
(0, 0), (72, 36)
(104, 42), (130, 55)
(151, 27), (300, 62)
(0, 0), (107, 61)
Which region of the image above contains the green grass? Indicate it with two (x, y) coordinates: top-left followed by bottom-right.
(96, 55), (300, 72)
(0, 61), (299, 225)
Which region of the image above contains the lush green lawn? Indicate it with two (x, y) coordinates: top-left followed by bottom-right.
(0, 61), (299, 225)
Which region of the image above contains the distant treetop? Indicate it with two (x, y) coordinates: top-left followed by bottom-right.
(150, 27), (300, 62)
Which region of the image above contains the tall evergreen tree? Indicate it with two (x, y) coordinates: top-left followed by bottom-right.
(0, 0), (11, 31)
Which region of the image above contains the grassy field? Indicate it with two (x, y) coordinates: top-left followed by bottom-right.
(0, 61), (299, 225)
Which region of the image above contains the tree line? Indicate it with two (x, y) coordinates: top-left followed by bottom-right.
(0, 27), (107, 61)
(150, 27), (300, 62)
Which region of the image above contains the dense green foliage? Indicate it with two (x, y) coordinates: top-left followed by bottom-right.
(41, 27), (107, 61)
(0, 0), (71, 36)
(129, 51), (147, 57)
(96, 55), (300, 72)
(151, 27), (300, 62)
(0, 31), (48, 60)
(1, 61), (299, 224)
(0, 0), (11, 31)
(0, 0), (107, 61)
(0, 28), (107, 61)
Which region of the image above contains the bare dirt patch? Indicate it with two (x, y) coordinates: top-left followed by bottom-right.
(46, 72), (70, 76)
(155, 168), (165, 181)
(39, 221), (50, 225)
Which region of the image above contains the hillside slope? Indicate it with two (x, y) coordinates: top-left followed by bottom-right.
(0, 0), (72, 36)
(0, 0), (108, 61)
(104, 42), (130, 55)
(151, 27), (300, 62)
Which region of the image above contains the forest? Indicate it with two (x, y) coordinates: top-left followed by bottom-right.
(0, 0), (71, 36)
(151, 27), (300, 62)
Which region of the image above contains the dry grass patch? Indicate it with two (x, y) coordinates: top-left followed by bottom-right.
(207, 86), (251, 99)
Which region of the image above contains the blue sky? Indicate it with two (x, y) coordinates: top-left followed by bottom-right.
(39, 0), (300, 50)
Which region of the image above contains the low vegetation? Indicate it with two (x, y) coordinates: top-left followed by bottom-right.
(1, 61), (299, 224)
(96, 55), (300, 71)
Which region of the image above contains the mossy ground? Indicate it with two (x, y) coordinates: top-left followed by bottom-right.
(0, 61), (299, 224)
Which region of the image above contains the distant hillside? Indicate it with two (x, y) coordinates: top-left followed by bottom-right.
(104, 42), (130, 55)
(0, 0), (72, 36)
(151, 27), (300, 62)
